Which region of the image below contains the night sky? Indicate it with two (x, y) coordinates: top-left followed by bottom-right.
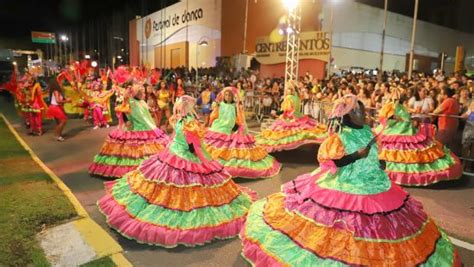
(0, 0), (472, 49)
(0, 0), (178, 49)
(356, 0), (473, 34)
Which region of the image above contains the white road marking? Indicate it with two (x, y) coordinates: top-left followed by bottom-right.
(449, 236), (474, 251)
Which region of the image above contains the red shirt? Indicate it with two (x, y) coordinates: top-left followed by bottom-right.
(437, 97), (459, 130)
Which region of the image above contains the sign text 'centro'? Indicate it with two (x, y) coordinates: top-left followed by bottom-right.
(256, 33), (330, 53)
(152, 8), (204, 32)
(255, 31), (331, 64)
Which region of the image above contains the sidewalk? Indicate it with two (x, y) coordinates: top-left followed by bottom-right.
(0, 114), (132, 266)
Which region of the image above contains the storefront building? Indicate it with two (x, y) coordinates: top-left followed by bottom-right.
(129, 0), (474, 78)
(129, 0), (328, 79)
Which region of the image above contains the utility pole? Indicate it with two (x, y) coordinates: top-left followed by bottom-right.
(326, 2), (334, 80)
(284, 2), (302, 86)
(243, 0), (249, 54)
(408, 0), (419, 79)
(378, 0), (388, 82)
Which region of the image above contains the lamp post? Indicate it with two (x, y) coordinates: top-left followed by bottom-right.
(378, 0), (388, 82)
(325, 0), (336, 80)
(113, 36), (125, 68)
(60, 34), (69, 66)
(408, 0), (419, 79)
(195, 38), (208, 85)
(282, 0), (301, 86)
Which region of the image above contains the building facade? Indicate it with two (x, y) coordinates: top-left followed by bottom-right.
(322, 1), (474, 74)
(129, 0), (474, 77)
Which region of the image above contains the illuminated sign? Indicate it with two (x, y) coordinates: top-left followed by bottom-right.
(256, 31), (331, 64)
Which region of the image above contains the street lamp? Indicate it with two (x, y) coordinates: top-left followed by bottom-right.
(283, 0), (298, 10)
(378, 0), (388, 82)
(282, 0), (301, 85)
(195, 38), (209, 85)
(60, 34), (69, 66)
(408, 0), (419, 78)
(326, 0), (340, 79)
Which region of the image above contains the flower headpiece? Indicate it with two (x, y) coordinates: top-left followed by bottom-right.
(173, 95), (197, 121)
(130, 83), (144, 97)
(328, 94), (359, 119)
(216, 87), (240, 104)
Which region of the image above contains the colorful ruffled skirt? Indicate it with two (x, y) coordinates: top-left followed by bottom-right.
(378, 124), (462, 186)
(256, 116), (327, 153)
(240, 172), (461, 266)
(203, 130), (281, 179)
(89, 129), (169, 178)
(97, 149), (257, 247)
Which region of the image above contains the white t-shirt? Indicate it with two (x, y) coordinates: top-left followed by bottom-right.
(51, 92), (59, 105)
(413, 97), (434, 118)
(407, 97), (416, 109)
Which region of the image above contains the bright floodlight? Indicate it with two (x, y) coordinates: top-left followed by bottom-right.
(286, 26), (294, 34)
(283, 0), (298, 10)
(278, 28), (285, 35)
(91, 61), (98, 68)
(199, 40), (208, 46)
(12, 61), (17, 66)
(60, 35), (68, 41)
(117, 55), (122, 59)
(84, 54), (91, 59)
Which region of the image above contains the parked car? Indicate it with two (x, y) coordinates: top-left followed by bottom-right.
(349, 66), (365, 75)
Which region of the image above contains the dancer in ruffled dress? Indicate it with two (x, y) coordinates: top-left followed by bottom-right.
(26, 76), (48, 135)
(89, 85), (169, 178)
(376, 94), (462, 186)
(98, 95), (256, 247)
(204, 87), (281, 178)
(256, 84), (327, 152)
(240, 95), (460, 266)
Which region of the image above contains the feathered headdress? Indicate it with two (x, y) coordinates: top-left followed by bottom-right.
(130, 67), (146, 84)
(99, 68), (108, 84)
(56, 69), (74, 85)
(149, 69), (161, 86)
(113, 66), (130, 85)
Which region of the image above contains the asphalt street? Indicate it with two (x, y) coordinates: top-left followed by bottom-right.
(1, 94), (473, 266)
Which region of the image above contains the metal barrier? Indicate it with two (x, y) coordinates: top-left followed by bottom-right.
(241, 94), (336, 123)
(244, 95), (473, 176)
(301, 99), (334, 124)
(243, 95), (276, 123)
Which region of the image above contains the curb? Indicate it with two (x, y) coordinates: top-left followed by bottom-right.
(1, 113), (132, 267)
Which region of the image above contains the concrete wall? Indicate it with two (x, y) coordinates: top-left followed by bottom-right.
(260, 59), (326, 80)
(134, 0), (222, 69)
(322, 1), (474, 73)
(221, 0), (323, 57)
